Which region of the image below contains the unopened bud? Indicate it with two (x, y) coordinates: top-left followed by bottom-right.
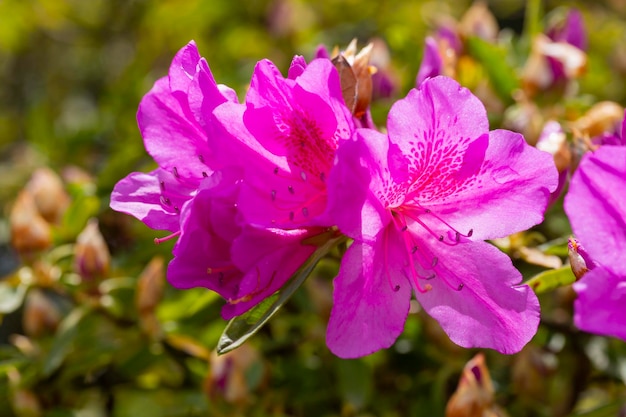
(74, 219), (110, 280)
(568, 237), (595, 280)
(136, 257), (165, 338)
(10, 191), (52, 254)
(332, 39), (376, 118)
(446, 353), (506, 417)
(26, 168), (70, 224)
(23, 289), (61, 337)
(206, 344), (265, 405)
(459, 1), (499, 42)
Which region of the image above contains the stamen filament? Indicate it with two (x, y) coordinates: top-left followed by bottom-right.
(154, 231), (181, 244)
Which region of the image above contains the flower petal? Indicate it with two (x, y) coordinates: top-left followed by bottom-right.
(110, 169), (195, 232)
(416, 37), (443, 86)
(565, 146), (626, 272)
(573, 267), (626, 341)
(414, 238), (540, 354)
(138, 76), (210, 181)
(222, 225), (317, 319)
(326, 129), (392, 242)
(424, 129), (557, 240)
(326, 238), (411, 358)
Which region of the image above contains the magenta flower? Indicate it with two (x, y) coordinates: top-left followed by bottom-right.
(416, 37), (444, 86)
(111, 41), (355, 319)
(564, 146), (626, 340)
(325, 76), (558, 358)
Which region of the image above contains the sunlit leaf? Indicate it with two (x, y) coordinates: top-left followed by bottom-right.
(0, 283), (27, 314)
(525, 266), (576, 294)
(217, 235), (346, 355)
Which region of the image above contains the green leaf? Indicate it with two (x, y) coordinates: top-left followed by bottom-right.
(465, 36), (520, 104)
(525, 266), (576, 294)
(217, 234), (346, 355)
(42, 306), (90, 377)
(0, 283), (27, 314)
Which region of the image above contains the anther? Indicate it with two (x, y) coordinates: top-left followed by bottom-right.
(198, 154), (205, 163)
(202, 171), (208, 178)
(411, 246), (418, 254)
(160, 196), (171, 206)
(455, 232), (461, 242)
(273, 167), (279, 175)
(159, 181), (165, 191)
(394, 285), (400, 292)
(431, 257), (439, 267)
(289, 211), (295, 221)
(288, 185), (294, 194)
(300, 171), (307, 181)
(457, 283), (464, 291)
(302, 207), (309, 217)
(172, 167), (179, 178)
(174, 206), (179, 213)
(438, 235), (444, 241)
(401, 225), (408, 232)
(467, 229), (474, 237)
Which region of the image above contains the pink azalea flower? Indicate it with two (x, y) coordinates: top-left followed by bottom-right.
(325, 76), (558, 358)
(111, 41), (354, 319)
(564, 146), (626, 340)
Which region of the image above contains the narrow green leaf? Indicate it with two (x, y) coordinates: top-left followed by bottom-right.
(525, 266), (576, 294)
(465, 36), (519, 104)
(217, 235), (346, 355)
(42, 306), (90, 376)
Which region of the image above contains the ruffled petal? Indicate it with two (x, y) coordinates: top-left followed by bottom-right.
(573, 267), (626, 341)
(565, 146), (626, 272)
(138, 76), (210, 181)
(424, 129), (557, 241)
(326, 238), (411, 358)
(413, 238), (540, 354)
(110, 169), (195, 232)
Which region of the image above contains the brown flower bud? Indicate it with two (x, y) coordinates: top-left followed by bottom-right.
(10, 191), (52, 254)
(74, 219), (111, 280)
(206, 344), (265, 405)
(25, 167), (70, 224)
(22, 289), (62, 337)
(332, 39), (376, 118)
(136, 257), (165, 338)
(446, 353), (507, 417)
(459, 1), (499, 42)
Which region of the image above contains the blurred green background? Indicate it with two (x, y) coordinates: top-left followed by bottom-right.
(1, 0), (626, 416)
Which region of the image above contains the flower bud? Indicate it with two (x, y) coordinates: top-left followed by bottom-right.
(22, 289), (62, 337)
(10, 191), (52, 254)
(74, 219), (111, 280)
(136, 257), (165, 338)
(331, 39), (376, 118)
(458, 1), (499, 42)
(206, 344), (265, 405)
(445, 353), (506, 417)
(25, 167), (70, 224)
(568, 237), (595, 280)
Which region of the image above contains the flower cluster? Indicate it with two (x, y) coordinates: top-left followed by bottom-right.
(111, 40), (558, 358)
